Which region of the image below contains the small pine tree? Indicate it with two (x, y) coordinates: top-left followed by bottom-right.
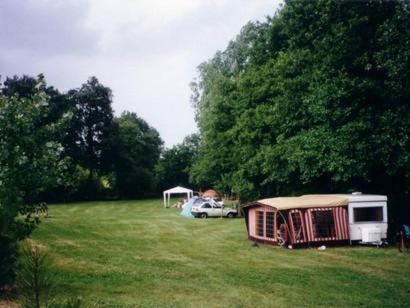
(16, 242), (55, 308)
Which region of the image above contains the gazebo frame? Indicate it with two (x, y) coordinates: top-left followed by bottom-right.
(163, 186), (193, 208)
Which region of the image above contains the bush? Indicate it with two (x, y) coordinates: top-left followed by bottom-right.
(0, 234), (18, 287)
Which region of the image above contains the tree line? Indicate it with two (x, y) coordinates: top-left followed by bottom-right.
(190, 0), (409, 224)
(1, 75), (164, 201)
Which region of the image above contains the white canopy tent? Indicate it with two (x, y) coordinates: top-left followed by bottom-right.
(163, 186), (193, 208)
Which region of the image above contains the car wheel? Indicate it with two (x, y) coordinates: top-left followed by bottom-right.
(200, 213), (208, 219)
(227, 212), (234, 218)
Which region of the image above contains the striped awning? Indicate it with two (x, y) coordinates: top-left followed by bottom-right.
(250, 195), (348, 211)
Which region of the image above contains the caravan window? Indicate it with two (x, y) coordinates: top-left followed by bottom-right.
(256, 211), (264, 237)
(265, 212), (275, 239)
(291, 212), (305, 241)
(254, 210), (276, 240)
(312, 210), (336, 238)
(353, 207), (383, 222)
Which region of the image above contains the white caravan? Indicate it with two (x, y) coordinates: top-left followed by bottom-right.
(339, 193), (388, 244)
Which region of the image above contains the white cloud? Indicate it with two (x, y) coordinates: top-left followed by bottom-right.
(0, 0), (282, 147)
(85, 0), (202, 52)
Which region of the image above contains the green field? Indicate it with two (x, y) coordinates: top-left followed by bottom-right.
(31, 199), (410, 307)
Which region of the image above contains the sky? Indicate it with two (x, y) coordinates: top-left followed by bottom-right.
(0, 0), (282, 147)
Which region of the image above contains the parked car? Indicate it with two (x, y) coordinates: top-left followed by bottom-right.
(191, 201), (237, 218)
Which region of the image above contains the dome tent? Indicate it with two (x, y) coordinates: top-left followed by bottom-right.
(202, 189), (221, 199)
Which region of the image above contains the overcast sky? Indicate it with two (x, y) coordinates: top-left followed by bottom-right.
(0, 0), (282, 147)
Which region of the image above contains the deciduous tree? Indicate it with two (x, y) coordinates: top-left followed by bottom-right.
(106, 112), (163, 198)
(0, 76), (67, 286)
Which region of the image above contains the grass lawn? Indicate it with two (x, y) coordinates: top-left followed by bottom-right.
(31, 199), (410, 307)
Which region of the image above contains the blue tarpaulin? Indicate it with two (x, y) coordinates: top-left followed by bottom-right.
(180, 197), (198, 218)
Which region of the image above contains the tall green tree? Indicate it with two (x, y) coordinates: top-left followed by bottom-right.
(1, 75), (70, 127)
(1, 75), (114, 201)
(106, 112), (163, 198)
(0, 76), (67, 286)
(191, 0), (410, 226)
(65, 77), (114, 175)
(155, 134), (200, 190)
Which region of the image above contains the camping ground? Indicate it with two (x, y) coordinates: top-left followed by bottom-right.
(30, 199), (410, 307)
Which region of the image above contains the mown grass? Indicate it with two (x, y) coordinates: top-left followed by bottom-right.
(31, 199), (410, 307)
